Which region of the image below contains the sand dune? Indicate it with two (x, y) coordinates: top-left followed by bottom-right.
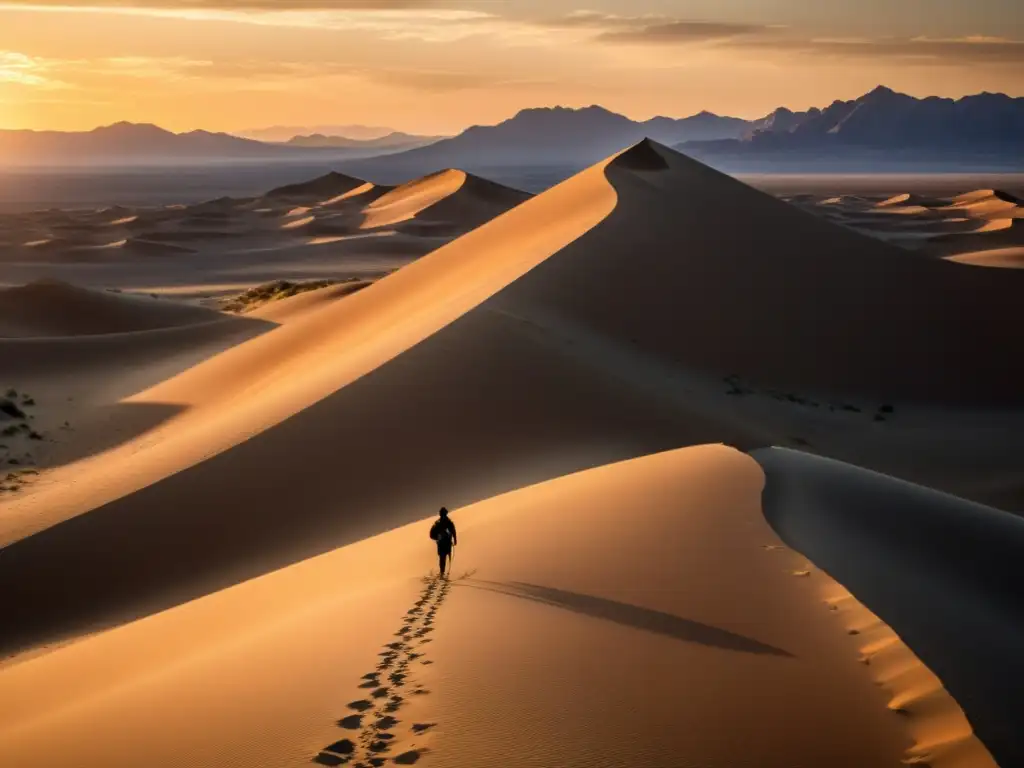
(0, 445), (941, 768)
(929, 217), (1024, 253)
(361, 169), (532, 231)
(793, 186), (1024, 262)
(1, 167), (529, 300)
(264, 171), (368, 201)
(755, 447), (1019, 766)
(246, 279), (376, 323)
(0, 141), (1015, 766)
(0, 279), (223, 337)
(876, 192), (943, 208)
(3, 139), (1021, 649)
(947, 246), (1024, 268)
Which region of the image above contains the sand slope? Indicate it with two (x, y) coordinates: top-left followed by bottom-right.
(0, 279), (224, 337)
(3, 140), (1022, 657)
(754, 447), (1019, 767)
(0, 446), (924, 768)
(360, 169), (532, 232)
(946, 246), (1024, 268)
(0, 142), (1013, 766)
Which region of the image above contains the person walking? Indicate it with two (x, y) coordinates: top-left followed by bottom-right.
(429, 507), (458, 577)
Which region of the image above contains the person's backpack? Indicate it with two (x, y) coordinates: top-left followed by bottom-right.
(429, 520), (451, 544)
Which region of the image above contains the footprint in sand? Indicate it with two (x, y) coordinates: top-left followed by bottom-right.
(313, 738), (356, 766)
(393, 750), (427, 765)
(314, 577), (452, 766)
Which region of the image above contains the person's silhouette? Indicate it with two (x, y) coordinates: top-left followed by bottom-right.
(429, 507), (458, 577)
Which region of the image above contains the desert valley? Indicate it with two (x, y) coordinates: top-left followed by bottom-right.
(2, 2), (1024, 764)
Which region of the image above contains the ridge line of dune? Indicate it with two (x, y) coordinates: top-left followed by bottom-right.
(761, 531), (997, 767)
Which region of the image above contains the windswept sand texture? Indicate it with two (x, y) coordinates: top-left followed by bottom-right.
(787, 187), (1024, 265)
(1, 141), (1018, 767)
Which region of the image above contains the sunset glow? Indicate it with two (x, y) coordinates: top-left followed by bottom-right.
(0, 1), (1022, 133)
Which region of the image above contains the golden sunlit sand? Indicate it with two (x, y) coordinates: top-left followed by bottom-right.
(1, 141), (1020, 768)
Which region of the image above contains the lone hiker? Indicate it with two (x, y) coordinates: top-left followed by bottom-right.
(429, 507), (458, 577)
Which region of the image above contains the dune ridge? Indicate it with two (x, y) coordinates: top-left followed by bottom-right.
(0, 445), (931, 768)
(754, 447), (1024, 767)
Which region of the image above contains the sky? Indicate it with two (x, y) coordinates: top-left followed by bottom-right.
(0, 0), (1022, 135)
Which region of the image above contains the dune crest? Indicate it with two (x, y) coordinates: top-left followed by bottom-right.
(0, 445), (923, 768)
(754, 447), (1020, 767)
(360, 168), (531, 232)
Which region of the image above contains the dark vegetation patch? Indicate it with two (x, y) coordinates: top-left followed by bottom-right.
(221, 277), (374, 313)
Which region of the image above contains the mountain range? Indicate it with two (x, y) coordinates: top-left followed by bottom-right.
(340, 87), (1024, 182)
(284, 131), (444, 151)
(684, 86), (1024, 157)
(337, 106), (748, 181)
(0, 123), (435, 167)
(237, 124), (401, 142)
(1, 87), (1021, 174)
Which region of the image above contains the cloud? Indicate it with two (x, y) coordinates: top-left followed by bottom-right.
(536, 13), (1024, 64)
(597, 21), (767, 45)
(737, 35), (1024, 65)
(536, 12), (769, 44)
(0, 50), (68, 88)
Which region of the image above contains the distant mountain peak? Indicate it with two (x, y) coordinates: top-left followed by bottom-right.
(93, 121), (170, 135)
(860, 85), (912, 103)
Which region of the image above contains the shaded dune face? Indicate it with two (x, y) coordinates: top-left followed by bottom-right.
(263, 171), (367, 201)
(0, 141), (1019, 670)
(0, 279), (226, 337)
(754, 447), (1024, 768)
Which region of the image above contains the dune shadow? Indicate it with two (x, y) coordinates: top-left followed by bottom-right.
(461, 580), (793, 657)
(1, 315), (276, 474)
(34, 401), (186, 469)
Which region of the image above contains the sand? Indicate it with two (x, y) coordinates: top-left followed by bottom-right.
(0, 278), (225, 337)
(789, 187), (1024, 263)
(0, 446), (928, 768)
(0, 140), (1015, 767)
(0, 169), (531, 302)
(755, 447), (1021, 766)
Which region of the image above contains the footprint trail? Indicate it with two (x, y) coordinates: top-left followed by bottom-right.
(313, 575), (454, 767)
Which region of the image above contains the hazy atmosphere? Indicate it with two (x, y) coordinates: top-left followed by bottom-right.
(2, 0), (1023, 133)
